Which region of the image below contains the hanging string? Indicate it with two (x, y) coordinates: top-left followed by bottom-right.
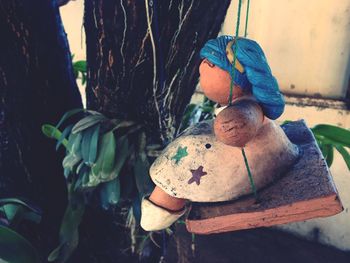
(145, 0), (157, 92)
(244, 0), (251, 37)
(228, 0), (242, 106)
(229, 0), (258, 201)
(242, 148), (258, 200)
(152, 0), (166, 93)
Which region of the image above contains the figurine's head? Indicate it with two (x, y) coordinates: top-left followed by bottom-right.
(199, 36), (285, 120)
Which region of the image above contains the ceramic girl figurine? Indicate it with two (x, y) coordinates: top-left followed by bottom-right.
(140, 36), (299, 231)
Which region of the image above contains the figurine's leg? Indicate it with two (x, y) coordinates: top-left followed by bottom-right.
(141, 186), (186, 231)
(149, 186), (186, 211)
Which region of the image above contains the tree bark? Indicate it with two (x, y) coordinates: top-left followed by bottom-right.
(83, 1), (231, 262)
(0, 0), (82, 260)
(85, 0), (231, 145)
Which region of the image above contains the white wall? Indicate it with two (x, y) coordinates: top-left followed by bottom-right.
(60, 0), (85, 61)
(221, 0), (350, 99)
(60, 1), (86, 104)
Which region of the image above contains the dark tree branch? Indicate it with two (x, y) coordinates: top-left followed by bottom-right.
(0, 0), (82, 260)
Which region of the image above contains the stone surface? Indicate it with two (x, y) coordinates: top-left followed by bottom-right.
(186, 120), (343, 234)
(150, 119), (299, 202)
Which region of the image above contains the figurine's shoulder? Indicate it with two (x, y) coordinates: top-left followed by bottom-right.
(179, 120), (213, 137)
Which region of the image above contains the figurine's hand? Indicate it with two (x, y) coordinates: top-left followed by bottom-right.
(214, 99), (264, 147)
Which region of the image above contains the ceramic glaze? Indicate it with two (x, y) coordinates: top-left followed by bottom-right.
(150, 119), (299, 202)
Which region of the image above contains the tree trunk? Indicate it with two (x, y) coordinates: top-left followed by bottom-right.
(82, 0), (231, 262)
(0, 0), (82, 260)
(85, 0), (231, 145)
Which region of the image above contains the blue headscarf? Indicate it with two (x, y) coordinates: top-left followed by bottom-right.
(200, 35), (285, 120)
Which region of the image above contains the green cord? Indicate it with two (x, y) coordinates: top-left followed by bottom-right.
(244, 0), (251, 37)
(228, 0), (243, 106)
(228, 0), (258, 201)
(241, 148), (258, 200)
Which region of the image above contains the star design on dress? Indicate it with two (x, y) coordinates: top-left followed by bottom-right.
(188, 166), (207, 185)
(171, 146), (188, 164)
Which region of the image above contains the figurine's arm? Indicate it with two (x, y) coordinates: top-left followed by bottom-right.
(214, 98), (264, 147)
(141, 186), (186, 231)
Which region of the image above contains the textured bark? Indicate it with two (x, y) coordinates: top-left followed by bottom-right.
(83, 1), (230, 261)
(85, 0), (231, 145)
(0, 0), (82, 260)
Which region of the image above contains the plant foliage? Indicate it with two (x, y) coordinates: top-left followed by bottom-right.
(42, 109), (154, 262)
(312, 124), (350, 169)
(0, 198), (42, 263)
(179, 96), (216, 133)
(72, 55), (87, 85)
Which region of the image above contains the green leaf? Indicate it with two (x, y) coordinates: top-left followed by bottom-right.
(56, 124), (73, 151)
(318, 140), (328, 160)
(335, 145), (350, 170)
(47, 244), (64, 262)
(91, 131), (116, 181)
(67, 132), (83, 156)
(87, 136), (130, 187)
(112, 136), (130, 177)
(72, 114), (106, 134)
(76, 161), (85, 175)
(89, 125), (100, 165)
(282, 120), (293, 125)
(62, 154), (81, 172)
(56, 109), (84, 129)
(48, 193), (85, 262)
(81, 127), (95, 164)
(312, 124), (350, 147)
(100, 178), (121, 209)
(134, 153), (154, 197)
(59, 195), (85, 242)
(21, 211), (41, 225)
(324, 144), (334, 167)
(82, 73), (87, 85)
(0, 225), (39, 263)
(110, 120), (136, 132)
(73, 60), (87, 72)
(0, 199), (40, 215)
(1, 203), (40, 227)
(74, 167), (89, 191)
(2, 204), (22, 224)
(42, 125), (69, 149)
(201, 105), (214, 113)
(180, 104), (197, 129)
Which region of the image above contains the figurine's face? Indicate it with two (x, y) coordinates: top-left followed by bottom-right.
(199, 59), (244, 105)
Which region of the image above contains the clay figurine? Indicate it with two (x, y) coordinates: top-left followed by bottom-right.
(140, 36), (299, 231)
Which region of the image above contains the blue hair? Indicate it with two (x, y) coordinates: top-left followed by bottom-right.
(200, 36), (285, 120)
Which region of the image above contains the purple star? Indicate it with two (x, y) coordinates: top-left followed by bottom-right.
(188, 166), (207, 185)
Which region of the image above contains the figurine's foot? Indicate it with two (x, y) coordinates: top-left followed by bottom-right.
(140, 186), (187, 231)
(140, 197), (186, 231)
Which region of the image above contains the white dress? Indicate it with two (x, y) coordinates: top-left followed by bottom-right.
(150, 119), (299, 202)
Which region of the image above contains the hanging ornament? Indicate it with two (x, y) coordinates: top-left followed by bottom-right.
(140, 0), (342, 233)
